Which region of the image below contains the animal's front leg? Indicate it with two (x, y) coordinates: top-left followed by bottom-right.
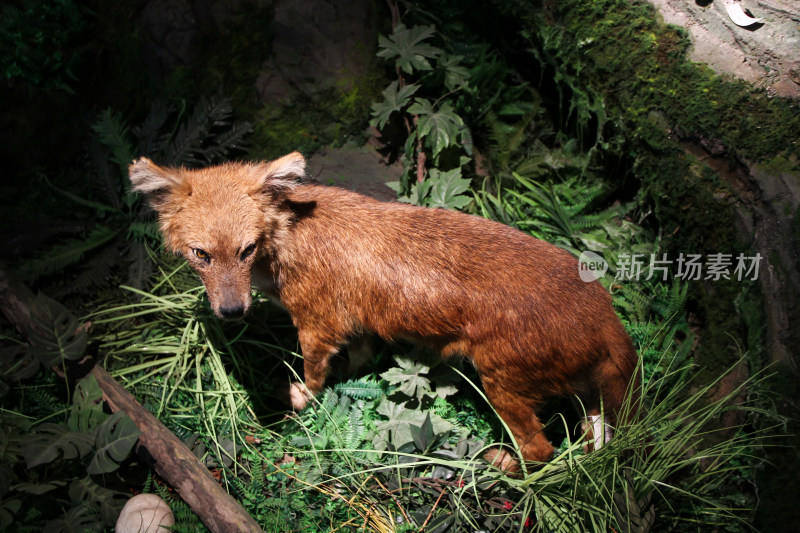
(289, 329), (341, 410)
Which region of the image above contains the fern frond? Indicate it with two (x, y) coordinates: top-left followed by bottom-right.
(333, 377), (385, 400)
(653, 280), (688, 321)
(133, 99), (174, 156)
(125, 242), (154, 291)
(22, 226), (121, 282)
(202, 121), (253, 163)
(92, 108), (134, 186)
(344, 403), (367, 450)
(19, 385), (65, 420)
(164, 96), (234, 167)
(85, 136), (122, 208)
(127, 219), (161, 243)
(55, 240), (122, 297)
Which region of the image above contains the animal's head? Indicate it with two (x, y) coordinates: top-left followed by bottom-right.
(129, 152), (306, 320)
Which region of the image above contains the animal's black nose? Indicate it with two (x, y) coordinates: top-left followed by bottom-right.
(219, 305), (245, 320)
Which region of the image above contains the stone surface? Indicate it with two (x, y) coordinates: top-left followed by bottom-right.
(648, 0), (800, 98)
(307, 145), (400, 202)
(255, 0), (379, 103)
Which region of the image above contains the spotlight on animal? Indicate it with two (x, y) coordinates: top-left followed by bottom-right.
(130, 152), (638, 466)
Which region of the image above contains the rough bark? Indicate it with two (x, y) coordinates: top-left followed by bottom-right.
(90, 366), (264, 533)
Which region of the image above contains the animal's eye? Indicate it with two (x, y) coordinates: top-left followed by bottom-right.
(193, 248), (211, 263)
(240, 244), (256, 261)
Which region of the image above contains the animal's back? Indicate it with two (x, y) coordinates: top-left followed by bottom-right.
(276, 184), (638, 462)
(279, 185), (632, 378)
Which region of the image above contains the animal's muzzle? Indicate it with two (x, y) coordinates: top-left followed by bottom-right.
(219, 304), (246, 320)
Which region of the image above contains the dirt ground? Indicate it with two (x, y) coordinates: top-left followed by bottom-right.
(648, 0), (800, 98)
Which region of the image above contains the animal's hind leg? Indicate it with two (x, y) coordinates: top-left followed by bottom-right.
(482, 377), (554, 464)
(579, 356), (634, 450)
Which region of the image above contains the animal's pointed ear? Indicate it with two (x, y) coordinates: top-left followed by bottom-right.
(129, 157), (184, 211)
(254, 152), (306, 197)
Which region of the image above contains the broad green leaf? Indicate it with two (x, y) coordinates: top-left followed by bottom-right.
(68, 477), (127, 527)
(69, 375), (109, 433)
(87, 412), (140, 475)
(408, 99), (465, 157)
(377, 24), (442, 74)
(428, 362), (461, 398)
(370, 81), (421, 129)
(426, 168), (473, 210)
(380, 356), (431, 401)
(21, 423), (94, 468)
(437, 54), (470, 91)
(43, 503), (103, 533)
(10, 481), (66, 495)
(28, 292), (88, 367)
(409, 177), (435, 206)
(410, 413), (435, 451)
(373, 399), (454, 451)
(0, 499), (21, 531)
(406, 97), (435, 118)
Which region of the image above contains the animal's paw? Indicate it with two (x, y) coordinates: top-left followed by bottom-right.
(581, 415), (613, 453)
(484, 447), (521, 473)
(288, 382), (313, 411)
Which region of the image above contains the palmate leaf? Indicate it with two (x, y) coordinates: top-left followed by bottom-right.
(425, 167), (473, 210)
(437, 54), (470, 91)
(28, 292), (87, 367)
(380, 356), (431, 402)
(87, 412), (140, 475)
(21, 423), (94, 468)
(377, 24), (442, 75)
(407, 99), (464, 157)
(370, 81), (421, 129)
(372, 399), (454, 451)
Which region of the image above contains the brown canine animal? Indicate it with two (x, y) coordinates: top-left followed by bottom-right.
(129, 152), (639, 464)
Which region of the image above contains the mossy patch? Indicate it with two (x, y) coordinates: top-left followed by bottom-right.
(160, 1), (274, 110)
(483, 0), (796, 373)
(531, 0), (800, 162)
(248, 71), (385, 160)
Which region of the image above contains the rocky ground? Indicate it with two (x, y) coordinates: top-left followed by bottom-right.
(307, 144), (400, 201)
(647, 0), (800, 98)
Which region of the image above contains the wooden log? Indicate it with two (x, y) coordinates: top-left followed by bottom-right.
(90, 365), (264, 533)
(0, 269), (264, 533)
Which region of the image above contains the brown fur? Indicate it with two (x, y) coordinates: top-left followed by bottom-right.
(130, 152), (639, 463)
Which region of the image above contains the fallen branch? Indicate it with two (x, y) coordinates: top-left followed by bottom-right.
(0, 269), (264, 533)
